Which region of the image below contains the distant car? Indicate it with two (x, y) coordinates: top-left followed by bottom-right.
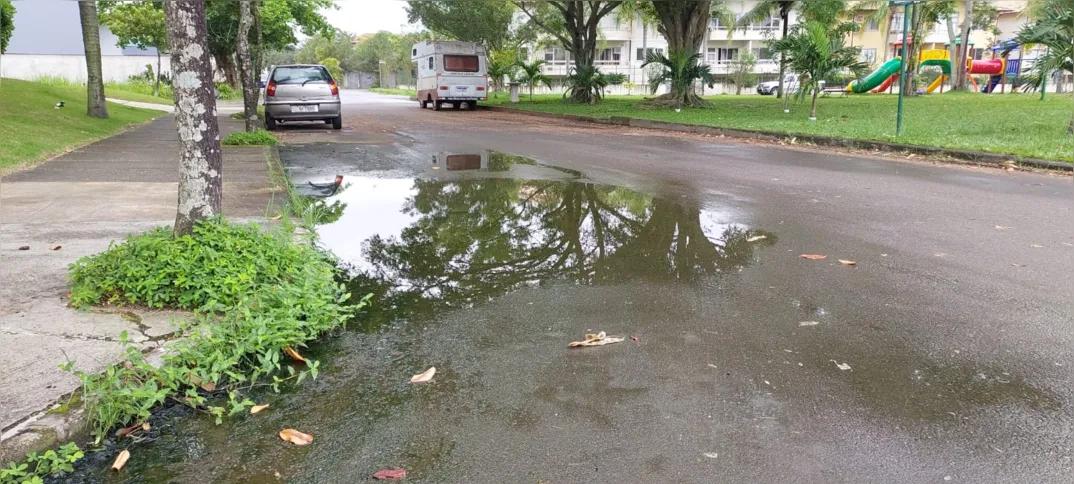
(757, 74), (800, 95)
(263, 64), (342, 130)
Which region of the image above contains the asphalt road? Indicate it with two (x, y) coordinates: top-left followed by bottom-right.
(86, 90), (1074, 483)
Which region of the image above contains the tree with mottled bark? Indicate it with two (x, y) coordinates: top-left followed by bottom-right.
(164, 0), (223, 236)
(78, 1), (108, 119)
(236, 0), (259, 132)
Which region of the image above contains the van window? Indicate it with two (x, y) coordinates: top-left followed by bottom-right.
(428, 57), (434, 70)
(272, 66), (331, 84)
(443, 55), (479, 72)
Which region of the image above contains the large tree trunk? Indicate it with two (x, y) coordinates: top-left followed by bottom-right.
(809, 87), (818, 120)
(215, 53), (239, 89)
(905, 5), (922, 97)
(164, 0), (223, 236)
(650, 0), (713, 107)
(253, 0), (264, 79)
(776, 5), (789, 99)
(955, 0), (973, 90)
(78, 1), (108, 119)
(236, 0), (258, 132)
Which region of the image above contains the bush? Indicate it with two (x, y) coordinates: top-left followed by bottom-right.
(67, 219), (358, 441)
(214, 82), (239, 100)
(0, 443), (84, 484)
(321, 57), (344, 83)
(603, 73), (628, 86)
(221, 129), (277, 146)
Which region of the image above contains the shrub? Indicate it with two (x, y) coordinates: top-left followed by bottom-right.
(222, 129), (277, 146)
(0, 443), (84, 484)
(563, 65), (608, 104)
(321, 57), (344, 82)
(67, 219), (358, 441)
(603, 73), (628, 86)
(214, 82), (239, 100)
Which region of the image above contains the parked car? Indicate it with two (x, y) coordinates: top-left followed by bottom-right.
(756, 74), (800, 95)
(263, 64), (342, 130)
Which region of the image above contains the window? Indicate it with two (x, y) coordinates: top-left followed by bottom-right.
(717, 48), (738, 63)
(545, 47), (568, 63)
(271, 66), (330, 84)
(636, 47), (664, 61)
(866, 19), (879, 31)
(972, 48), (984, 61)
(891, 14), (905, 32)
(860, 48), (877, 64)
(706, 47), (717, 63)
(444, 55), (479, 72)
(597, 47), (621, 64)
(753, 16), (780, 30)
(752, 48), (772, 60)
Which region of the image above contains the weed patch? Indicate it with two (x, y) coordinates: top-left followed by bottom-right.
(222, 129), (277, 146)
(0, 443), (84, 484)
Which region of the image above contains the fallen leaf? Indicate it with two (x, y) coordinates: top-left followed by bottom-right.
(994, 226), (1013, 230)
(116, 423), (140, 438)
(832, 361), (852, 371)
(283, 346), (306, 362)
(141, 422), (151, 432)
(119, 311), (141, 323)
(1030, 244), (1043, 248)
(568, 331), (625, 348)
(17, 246), (29, 251)
(838, 259), (856, 266)
(746, 235), (767, 242)
(251, 404), (270, 414)
(1012, 263), (1026, 267)
(200, 381), (217, 392)
(49, 245), (62, 251)
(279, 429), (313, 446)
(111, 449), (130, 471)
(269, 214), (282, 221)
(371, 468), (407, 480)
(629, 335), (640, 343)
(703, 452), (719, 459)
(800, 254), (827, 260)
(1063, 242), (1073, 247)
(798, 321), (820, 327)
(410, 367), (436, 383)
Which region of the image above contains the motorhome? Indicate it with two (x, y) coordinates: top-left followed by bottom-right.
(412, 41), (488, 111)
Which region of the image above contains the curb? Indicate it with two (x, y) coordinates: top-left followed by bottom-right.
(482, 106), (1072, 172)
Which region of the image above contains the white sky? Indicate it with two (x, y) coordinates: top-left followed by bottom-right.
(322, 0), (422, 36)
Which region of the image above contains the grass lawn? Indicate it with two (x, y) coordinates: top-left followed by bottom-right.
(487, 92), (1074, 162)
(0, 78), (162, 173)
(369, 87), (416, 97)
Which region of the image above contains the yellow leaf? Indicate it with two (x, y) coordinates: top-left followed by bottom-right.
(283, 346), (306, 362)
(251, 404), (270, 414)
(838, 259), (857, 266)
(279, 429), (314, 446)
(410, 367), (436, 383)
(800, 254), (827, 260)
(568, 331), (625, 348)
(111, 449), (130, 471)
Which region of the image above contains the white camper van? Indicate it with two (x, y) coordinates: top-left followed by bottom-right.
(412, 41), (488, 111)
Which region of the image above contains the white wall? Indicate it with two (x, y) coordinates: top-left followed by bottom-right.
(0, 54), (171, 82)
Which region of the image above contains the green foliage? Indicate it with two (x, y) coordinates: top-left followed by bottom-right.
(66, 219), (358, 441)
(771, 20), (867, 116)
(222, 129), (277, 146)
(642, 49), (716, 107)
(214, 82), (239, 100)
(0, 0), (15, 55)
(206, 0), (333, 59)
(603, 73), (628, 86)
(486, 49), (521, 95)
(727, 51), (759, 94)
(99, 1), (166, 52)
(0, 442), (84, 484)
(405, 0), (517, 50)
(562, 65), (608, 104)
(295, 32), (360, 73)
(514, 59), (553, 100)
(320, 57), (344, 82)
(1008, 0), (1073, 90)
(105, 79), (173, 101)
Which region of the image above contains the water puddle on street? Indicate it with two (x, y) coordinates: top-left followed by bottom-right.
(63, 151), (1067, 483)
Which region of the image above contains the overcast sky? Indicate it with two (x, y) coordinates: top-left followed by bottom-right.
(323, 1), (421, 36)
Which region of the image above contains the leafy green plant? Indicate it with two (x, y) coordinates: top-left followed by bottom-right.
(66, 219), (360, 441)
(642, 49), (716, 108)
(486, 49), (520, 97)
(563, 65), (608, 104)
(0, 442), (84, 484)
(320, 57), (344, 82)
(771, 21), (868, 119)
(221, 129), (277, 146)
(1005, 0), (1073, 133)
(514, 59), (552, 100)
(603, 73), (628, 86)
(214, 82), (239, 100)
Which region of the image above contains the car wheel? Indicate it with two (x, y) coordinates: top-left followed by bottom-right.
(331, 115), (342, 130)
(324, 119), (333, 125)
(265, 115), (277, 131)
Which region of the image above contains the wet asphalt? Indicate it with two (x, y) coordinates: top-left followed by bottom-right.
(72, 91), (1073, 483)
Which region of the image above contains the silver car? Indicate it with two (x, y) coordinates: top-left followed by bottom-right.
(264, 64), (342, 130)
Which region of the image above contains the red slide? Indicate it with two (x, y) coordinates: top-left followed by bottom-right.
(870, 74), (898, 94)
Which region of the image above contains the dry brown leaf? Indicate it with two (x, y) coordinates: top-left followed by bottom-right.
(371, 468), (407, 480)
(800, 254), (827, 260)
(838, 259), (857, 266)
(279, 429), (313, 446)
(200, 381), (217, 392)
(283, 346), (306, 362)
(17, 246), (29, 251)
(49, 245), (62, 251)
(410, 367), (436, 383)
(269, 214), (283, 221)
(251, 404), (270, 414)
(746, 235), (767, 242)
(116, 423), (140, 438)
(111, 449), (130, 471)
(568, 331), (625, 348)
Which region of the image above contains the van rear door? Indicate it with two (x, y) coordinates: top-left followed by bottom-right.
(440, 54), (486, 99)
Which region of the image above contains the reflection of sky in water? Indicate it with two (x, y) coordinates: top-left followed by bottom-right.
(316, 178), (416, 270)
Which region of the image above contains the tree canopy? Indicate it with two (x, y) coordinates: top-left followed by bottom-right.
(100, 2), (167, 52)
(406, 0), (518, 50)
(0, 0), (15, 54)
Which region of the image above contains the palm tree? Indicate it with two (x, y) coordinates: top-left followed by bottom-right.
(772, 21), (868, 120)
(486, 51), (519, 98)
(78, 0), (108, 119)
(737, 1), (797, 99)
(642, 49), (715, 108)
(1005, 0), (1073, 134)
(514, 59), (552, 101)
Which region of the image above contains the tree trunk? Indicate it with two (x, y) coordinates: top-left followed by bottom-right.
(78, 1), (108, 119)
(253, 0), (264, 80)
(164, 0), (223, 236)
(154, 51), (162, 97)
(905, 5), (921, 97)
(215, 53), (239, 89)
(649, 0), (713, 107)
(777, 6), (789, 99)
(236, 0), (258, 132)
(955, 0), (973, 90)
(809, 87), (818, 120)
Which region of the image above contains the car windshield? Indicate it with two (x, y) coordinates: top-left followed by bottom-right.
(272, 66), (331, 85)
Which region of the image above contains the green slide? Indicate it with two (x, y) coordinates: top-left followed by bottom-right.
(919, 58), (951, 75)
(847, 57), (903, 93)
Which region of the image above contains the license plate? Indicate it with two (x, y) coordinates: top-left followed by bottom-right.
(291, 105), (318, 113)
(456, 86), (469, 91)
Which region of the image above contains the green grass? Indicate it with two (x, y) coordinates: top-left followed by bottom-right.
(369, 87), (416, 97)
(222, 129), (277, 146)
(0, 78), (162, 173)
(487, 92), (1074, 162)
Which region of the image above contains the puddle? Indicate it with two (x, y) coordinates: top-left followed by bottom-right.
(58, 151), (1070, 483)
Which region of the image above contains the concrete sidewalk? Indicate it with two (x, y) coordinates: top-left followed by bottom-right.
(0, 115), (282, 459)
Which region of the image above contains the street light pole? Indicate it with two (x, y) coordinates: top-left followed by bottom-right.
(892, 1), (914, 137)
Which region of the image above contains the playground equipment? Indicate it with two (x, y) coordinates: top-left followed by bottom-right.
(847, 57), (902, 93)
(847, 50), (951, 94)
(918, 50), (952, 94)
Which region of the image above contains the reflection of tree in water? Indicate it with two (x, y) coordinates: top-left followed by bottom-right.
(345, 178), (774, 324)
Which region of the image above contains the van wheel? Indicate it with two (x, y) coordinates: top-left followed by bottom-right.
(433, 101), (443, 111)
(420, 100), (428, 109)
(467, 101), (478, 111)
(265, 115), (277, 131)
(331, 115), (342, 130)
(324, 119), (333, 125)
